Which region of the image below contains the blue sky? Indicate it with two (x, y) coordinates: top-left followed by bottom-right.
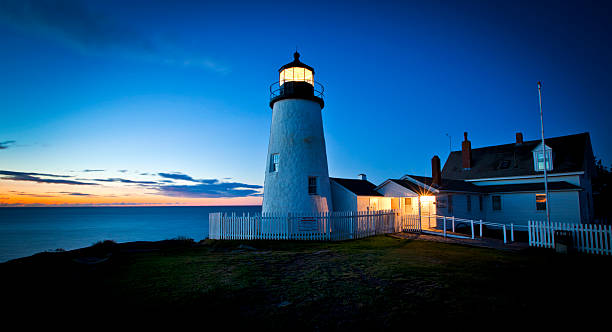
(0, 0), (610, 205)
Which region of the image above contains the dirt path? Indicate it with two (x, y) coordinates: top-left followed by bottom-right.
(391, 232), (529, 251)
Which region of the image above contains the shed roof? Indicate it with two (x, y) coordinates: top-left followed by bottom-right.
(330, 177), (383, 196)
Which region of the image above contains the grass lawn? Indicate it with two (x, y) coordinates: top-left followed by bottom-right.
(1, 235), (609, 328)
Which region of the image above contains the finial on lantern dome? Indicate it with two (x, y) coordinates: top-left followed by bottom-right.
(294, 51), (300, 61)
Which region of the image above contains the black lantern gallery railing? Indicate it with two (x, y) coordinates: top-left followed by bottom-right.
(269, 80), (325, 101)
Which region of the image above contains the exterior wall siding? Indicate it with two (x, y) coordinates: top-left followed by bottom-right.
(330, 180), (357, 212)
(483, 191), (581, 225)
(434, 191), (581, 225)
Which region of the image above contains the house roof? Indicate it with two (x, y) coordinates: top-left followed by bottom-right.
(442, 132), (592, 180)
(385, 179), (434, 195)
(330, 177), (383, 196)
(400, 176), (483, 193)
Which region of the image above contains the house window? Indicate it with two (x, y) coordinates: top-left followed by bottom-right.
(479, 195), (483, 211)
(492, 196), (501, 211)
(269, 153), (279, 172)
(534, 149), (552, 171)
(467, 195), (472, 212)
(308, 176), (317, 195)
(448, 195), (453, 214)
(404, 198), (412, 207)
(536, 194), (547, 210)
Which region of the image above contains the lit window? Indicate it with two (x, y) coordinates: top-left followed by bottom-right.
(534, 149), (552, 171)
(536, 194), (547, 210)
(492, 196), (501, 211)
(308, 176), (317, 195)
(269, 153), (279, 172)
(280, 67), (314, 86)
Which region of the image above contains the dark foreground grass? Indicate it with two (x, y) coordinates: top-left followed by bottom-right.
(1, 235), (610, 328)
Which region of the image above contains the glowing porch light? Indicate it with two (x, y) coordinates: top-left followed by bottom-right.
(419, 195), (436, 202)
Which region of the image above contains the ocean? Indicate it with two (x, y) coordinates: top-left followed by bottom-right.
(0, 206), (261, 263)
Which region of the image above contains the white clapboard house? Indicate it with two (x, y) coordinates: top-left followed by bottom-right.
(372, 132), (595, 225)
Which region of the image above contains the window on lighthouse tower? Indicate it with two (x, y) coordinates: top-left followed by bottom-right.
(280, 67), (313, 86)
(308, 176), (317, 195)
(270, 153), (279, 172)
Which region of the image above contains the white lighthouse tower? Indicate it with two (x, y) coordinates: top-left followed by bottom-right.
(262, 52), (333, 214)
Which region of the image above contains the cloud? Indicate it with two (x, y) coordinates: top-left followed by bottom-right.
(0, 140), (16, 149)
(0, 170), (98, 185)
(158, 172), (197, 182)
(82, 169), (105, 172)
(0, 1), (229, 73)
(151, 172), (262, 198)
(8, 191), (55, 198)
(52, 191), (94, 196)
(92, 177), (158, 185)
(154, 181), (262, 198)
(0, 170), (71, 178)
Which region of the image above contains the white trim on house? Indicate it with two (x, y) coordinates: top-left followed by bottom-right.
(462, 171), (584, 183)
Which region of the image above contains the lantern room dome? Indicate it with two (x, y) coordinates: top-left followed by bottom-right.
(279, 52), (314, 74)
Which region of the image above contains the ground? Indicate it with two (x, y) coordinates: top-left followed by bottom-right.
(1, 235), (609, 328)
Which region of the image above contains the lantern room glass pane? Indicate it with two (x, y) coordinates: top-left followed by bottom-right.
(279, 67), (313, 86)
(304, 70), (313, 85)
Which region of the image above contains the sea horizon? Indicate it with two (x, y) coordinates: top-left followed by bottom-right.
(0, 205), (262, 263)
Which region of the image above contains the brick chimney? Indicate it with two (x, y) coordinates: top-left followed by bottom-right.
(432, 155), (441, 187)
(462, 132), (472, 170)
(516, 132), (523, 144)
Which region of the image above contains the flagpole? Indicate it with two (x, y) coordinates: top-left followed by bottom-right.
(537, 81), (551, 224)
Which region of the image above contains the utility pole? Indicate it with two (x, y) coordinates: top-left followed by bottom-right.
(538, 81), (551, 224)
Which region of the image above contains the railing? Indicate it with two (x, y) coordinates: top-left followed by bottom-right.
(419, 214), (528, 243)
(209, 210), (415, 241)
(269, 80), (324, 100)
(528, 221), (612, 255)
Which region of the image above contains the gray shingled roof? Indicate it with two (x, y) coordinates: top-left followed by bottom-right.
(330, 177), (383, 196)
(442, 132), (592, 180)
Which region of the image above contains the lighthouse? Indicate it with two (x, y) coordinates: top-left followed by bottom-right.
(262, 52), (333, 214)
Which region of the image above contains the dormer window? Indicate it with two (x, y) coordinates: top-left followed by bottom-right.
(533, 145), (552, 172)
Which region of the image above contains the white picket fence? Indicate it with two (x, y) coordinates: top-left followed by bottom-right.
(209, 209), (421, 241)
(528, 221), (612, 255)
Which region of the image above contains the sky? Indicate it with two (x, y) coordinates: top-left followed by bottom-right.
(0, 0), (610, 207)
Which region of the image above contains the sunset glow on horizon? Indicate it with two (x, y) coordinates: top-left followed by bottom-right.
(0, 170), (263, 207)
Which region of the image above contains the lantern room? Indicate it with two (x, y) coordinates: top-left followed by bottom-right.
(270, 51), (324, 109)
(279, 52), (314, 86)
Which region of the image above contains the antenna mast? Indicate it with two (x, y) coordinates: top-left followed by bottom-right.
(538, 81), (551, 224)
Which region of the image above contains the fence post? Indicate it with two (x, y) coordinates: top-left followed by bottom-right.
(480, 220), (483, 237)
(443, 217), (447, 238)
(511, 223), (514, 242)
(452, 216), (455, 233)
(503, 224), (507, 244)
(471, 219), (474, 239)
